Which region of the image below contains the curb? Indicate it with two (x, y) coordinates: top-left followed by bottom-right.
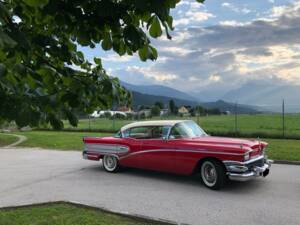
(0, 201), (185, 225)
(273, 160), (300, 166)
(0, 133), (27, 148)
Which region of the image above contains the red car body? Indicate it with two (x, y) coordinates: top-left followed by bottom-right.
(83, 120), (272, 188)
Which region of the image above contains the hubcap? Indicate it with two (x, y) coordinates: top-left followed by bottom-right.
(201, 161), (217, 187)
(103, 155), (117, 171)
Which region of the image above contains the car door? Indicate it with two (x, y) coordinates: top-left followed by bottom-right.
(138, 126), (177, 173)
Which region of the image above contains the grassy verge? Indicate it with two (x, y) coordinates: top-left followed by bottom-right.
(0, 133), (18, 147)
(265, 139), (300, 161)
(14, 131), (110, 150)
(0, 202), (163, 225)
(9, 131), (300, 161)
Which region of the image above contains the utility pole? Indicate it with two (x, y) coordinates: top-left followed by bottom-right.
(235, 102), (238, 135)
(282, 99), (285, 138)
(197, 107), (200, 125)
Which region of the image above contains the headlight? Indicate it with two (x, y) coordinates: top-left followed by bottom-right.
(244, 152), (250, 161)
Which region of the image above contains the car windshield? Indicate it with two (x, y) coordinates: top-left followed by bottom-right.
(170, 121), (207, 139)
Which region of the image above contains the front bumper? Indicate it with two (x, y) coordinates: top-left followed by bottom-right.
(223, 156), (273, 181)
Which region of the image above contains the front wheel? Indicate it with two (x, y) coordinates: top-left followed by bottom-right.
(102, 155), (120, 173)
(200, 159), (226, 190)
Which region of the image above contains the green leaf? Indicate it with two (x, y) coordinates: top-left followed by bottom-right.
(149, 17), (162, 38)
(0, 63), (6, 77)
(94, 57), (102, 67)
(0, 31), (17, 48)
(23, 0), (49, 8)
(101, 33), (112, 51)
(138, 45), (148, 61)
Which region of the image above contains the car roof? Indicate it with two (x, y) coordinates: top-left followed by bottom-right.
(120, 120), (190, 131)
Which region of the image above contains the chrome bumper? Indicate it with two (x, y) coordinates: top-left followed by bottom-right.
(224, 156), (273, 182)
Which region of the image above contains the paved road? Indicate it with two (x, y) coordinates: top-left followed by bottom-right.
(0, 148), (299, 225)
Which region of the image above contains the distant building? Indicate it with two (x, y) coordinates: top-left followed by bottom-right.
(117, 106), (132, 112)
(178, 106), (190, 116)
(160, 108), (169, 116)
(138, 109), (151, 118)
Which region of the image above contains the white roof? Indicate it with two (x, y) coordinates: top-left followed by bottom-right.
(121, 120), (189, 131)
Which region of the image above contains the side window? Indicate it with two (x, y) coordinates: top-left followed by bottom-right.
(114, 131), (122, 138)
(129, 127), (150, 139)
(123, 126), (170, 139)
(170, 124), (189, 139)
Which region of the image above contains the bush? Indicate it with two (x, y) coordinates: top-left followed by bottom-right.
(103, 112), (112, 118)
(151, 105), (161, 117)
(111, 113), (126, 120)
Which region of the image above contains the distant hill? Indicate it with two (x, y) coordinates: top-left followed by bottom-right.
(131, 91), (198, 108)
(131, 91), (258, 113)
(121, 81), (198, 101)
(221, 81), (300, 112)
(201, 100), (259, 114)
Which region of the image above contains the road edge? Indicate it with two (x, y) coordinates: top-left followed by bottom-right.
(273, 160), (300, 165)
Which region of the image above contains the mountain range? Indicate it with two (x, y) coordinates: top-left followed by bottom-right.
(123, 79), (300, 113)
(121, 80), (259, 113)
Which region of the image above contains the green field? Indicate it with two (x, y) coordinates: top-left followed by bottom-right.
(11, 131), (300, 161)
(14, 131), (105, 150)
(0, 203), (162, 225)
(0, 133), (18, 147)
(63, 114), (300, 139)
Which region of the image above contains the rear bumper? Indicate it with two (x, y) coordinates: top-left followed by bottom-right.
(83, 151), (100, 161)
(224, 156), (273, 182)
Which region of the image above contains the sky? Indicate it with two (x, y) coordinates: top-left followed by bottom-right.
(80, 0), (300, 99)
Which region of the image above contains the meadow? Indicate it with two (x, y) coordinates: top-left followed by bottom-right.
(62, 114), (300, 139)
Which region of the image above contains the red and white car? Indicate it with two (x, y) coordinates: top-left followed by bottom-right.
(83, 120), (272, 190)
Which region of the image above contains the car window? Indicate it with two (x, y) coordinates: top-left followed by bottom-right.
(169, 121), (206, 139)
(123, 126), (170, 139)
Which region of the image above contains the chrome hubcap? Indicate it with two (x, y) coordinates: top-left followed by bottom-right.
(103, 155), (117, 171)
(201, 161), (217, 187)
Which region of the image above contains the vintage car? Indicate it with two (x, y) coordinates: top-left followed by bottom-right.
(83, 120), (272, 190)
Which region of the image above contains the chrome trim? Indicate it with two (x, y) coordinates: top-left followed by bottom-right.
(224, 156), (272, 181)
(119, 149), (245, 160)
(84, 143), (129, 155)
(223, 155), (264, 165)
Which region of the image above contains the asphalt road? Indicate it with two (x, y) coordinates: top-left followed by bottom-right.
(0, 148), (299, 225)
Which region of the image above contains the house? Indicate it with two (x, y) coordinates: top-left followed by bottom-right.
(117, 106), (132, 112)
(178, 106), (190, 116)
(160, 108), (169, 116)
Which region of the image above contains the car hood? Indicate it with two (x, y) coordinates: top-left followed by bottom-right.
(179, 136), (267, 154)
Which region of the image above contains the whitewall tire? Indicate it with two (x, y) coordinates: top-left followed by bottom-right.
(102, 155), (120, 173)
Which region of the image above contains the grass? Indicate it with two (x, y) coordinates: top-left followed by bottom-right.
(265, 139), (300, 161)
(0, 203), (163, 225)
(14, 131), (110, 150)
(62, 114), (300, 139)
(0, 133), (18, 147)
(10, 131), (300, 161)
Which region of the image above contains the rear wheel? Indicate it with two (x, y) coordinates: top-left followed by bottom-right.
(200, 159), (226, 190)
(102, 155), (120, 173)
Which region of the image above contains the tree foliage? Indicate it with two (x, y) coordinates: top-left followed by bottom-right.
(151, 105), (161, 116)
(0, 0), (204, 129)
(169, 99), (177, 114)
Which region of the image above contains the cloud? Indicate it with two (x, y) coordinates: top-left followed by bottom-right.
(221, 2), (252, 14)
(219, 20), (247, 26)
(173, 0), (213, 26)
(107, 0), (300, 97)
